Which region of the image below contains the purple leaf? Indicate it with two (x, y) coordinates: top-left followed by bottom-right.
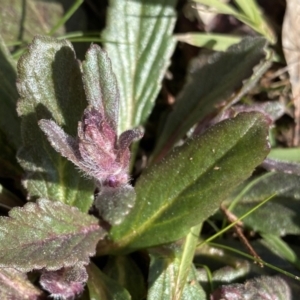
(210, 276), (291, 300)
(0, 268), (44, 299)
(39, 106), (143, 188)
(40, 263), (88, 300)
(118, 128), (144, 151)
(117, 128), (143, 166)
(38, 119), (81, 167)
(0, 199), (106, 272)
(194, 101), (279, 136)
(262, 158), (300, 176)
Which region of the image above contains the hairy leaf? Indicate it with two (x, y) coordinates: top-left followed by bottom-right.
(17, 36), (94, 212)
(0, 268), (43, 300)
(231, 101), (284, 123)
(95, 185), (136, 226)
(193, 100), (281, 137)
(209, 260), (252, 284)
(87, 262), (131, 300)
(103, 0), (177, 132)
(152, 37), (267, 162)
(40, 263), (88, 299)
(82, 44), (119, 131)
(97, 112), (269, 253)
(225, 172), (300, 235)
(0, 199), (105, 272)
(210, 276), (291, 300)
(262, 158), (300, 176)
(39, 105), (142, 190)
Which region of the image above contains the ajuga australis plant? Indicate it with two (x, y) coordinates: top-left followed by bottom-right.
(39, 54), (143, 226)
(1, 33), (295, 300)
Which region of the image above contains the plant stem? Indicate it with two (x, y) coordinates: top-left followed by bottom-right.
(173, 223), (202, 300)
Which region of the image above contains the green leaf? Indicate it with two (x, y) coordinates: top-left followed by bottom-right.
(0, 199), (105, 272)
(102, 0), (177, 132)
(234, 0), (259, 21)
(194, 0), (275, 43)
(17, 35), (94, 212)
(0, 268), (43, 299)
(268, 148), (300, 162)
(233, 0), (275, 42)
(152, 37), (267, 162)
(194, 0), (239, 15)
(87, 262), (131, 300)
(225, 172), (300, 235)
(147, 251), (206, 300)
(98, 112), (269, 253)
(103, 256), (146, 300)
(176, 33), (242, 51)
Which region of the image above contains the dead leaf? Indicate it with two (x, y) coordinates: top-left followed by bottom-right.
(282, 0), (300, 145)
